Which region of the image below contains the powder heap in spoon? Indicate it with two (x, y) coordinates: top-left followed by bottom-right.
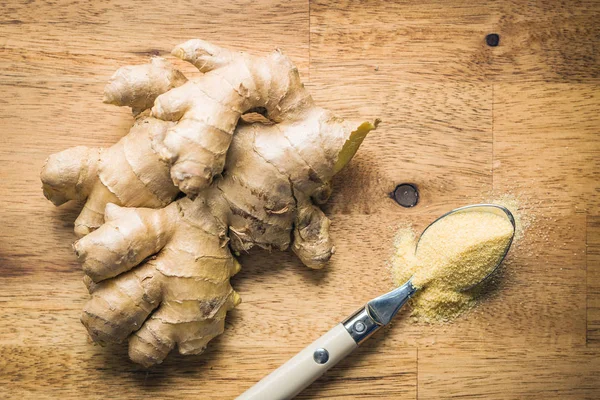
(392, 211), (514, 323)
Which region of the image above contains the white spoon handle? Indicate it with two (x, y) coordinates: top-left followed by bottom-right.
(237, 323), (357, 400)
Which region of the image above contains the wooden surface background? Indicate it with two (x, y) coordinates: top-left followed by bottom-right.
(1, 0), (599, 398)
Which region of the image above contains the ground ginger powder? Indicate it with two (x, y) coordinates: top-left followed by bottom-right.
(392, 211), (514, 323)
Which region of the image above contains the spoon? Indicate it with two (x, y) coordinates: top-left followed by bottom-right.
(237, 204), (516, 400)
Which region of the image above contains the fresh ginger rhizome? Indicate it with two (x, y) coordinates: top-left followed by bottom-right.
(41, 39), (378, 367)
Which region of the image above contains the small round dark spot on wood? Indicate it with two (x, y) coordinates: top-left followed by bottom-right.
(486, 33), (500, 47)
(392, 184), (419, 208)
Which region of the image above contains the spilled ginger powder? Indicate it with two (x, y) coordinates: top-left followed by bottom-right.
(392, 210), (514, 323)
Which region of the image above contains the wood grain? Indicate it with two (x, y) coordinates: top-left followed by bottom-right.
(1, 0), (599, 398)
(418, 346), (600, 398)
(493, 82), (600, 215)
(588, 216), (600, 346)
(309, 0), (599, 83)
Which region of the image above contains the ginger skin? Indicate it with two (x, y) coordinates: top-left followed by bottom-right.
(42, 40), (378, 367)
(41, 57), (185, 236)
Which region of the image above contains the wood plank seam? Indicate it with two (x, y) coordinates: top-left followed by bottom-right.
(491, 84), (495, 191)
(308, 0), (311, 83)
(416, 347), (419, 400)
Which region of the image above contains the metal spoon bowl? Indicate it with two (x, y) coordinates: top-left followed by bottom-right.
(415, 203), (516, 291)
(367, 204), (516, 332)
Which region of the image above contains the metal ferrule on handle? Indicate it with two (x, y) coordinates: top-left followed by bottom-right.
(342, 306), (384, 345)
(343, 279), (416, 345)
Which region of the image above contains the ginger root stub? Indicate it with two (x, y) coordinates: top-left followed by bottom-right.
(392, 210), (515, 323)
(41, 39), (378, 367)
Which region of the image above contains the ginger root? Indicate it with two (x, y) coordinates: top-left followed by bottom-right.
(42, 39), (378, 367)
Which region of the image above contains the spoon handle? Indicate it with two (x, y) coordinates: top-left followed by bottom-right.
(237, 281), (417, 399)
(236, 323), (357, 400)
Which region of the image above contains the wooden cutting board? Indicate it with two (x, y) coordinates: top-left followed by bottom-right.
(1, 0), (599, 398)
